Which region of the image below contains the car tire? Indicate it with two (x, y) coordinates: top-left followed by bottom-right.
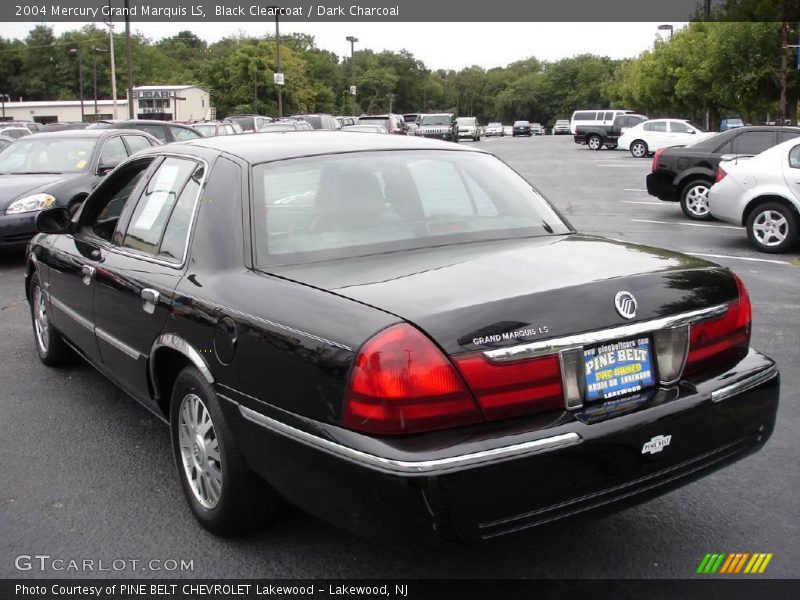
(587, 135), (602, 151)
(29, 271), (73, 367)
(630, 140), (648, 158)
(170, 366), (281, 536)
(679, 180), (714, 221)
(745, 202), (798, 253)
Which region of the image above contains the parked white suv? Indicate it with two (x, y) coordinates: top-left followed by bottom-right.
(569, 109), (636, 135)
(456, 117), (481, 142)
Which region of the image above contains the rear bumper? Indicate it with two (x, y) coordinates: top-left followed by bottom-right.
(646, 172), (679, 202)
(222, 348), (779, 546)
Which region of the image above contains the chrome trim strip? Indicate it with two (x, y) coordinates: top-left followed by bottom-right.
(710, 365), (779, 403)
(484, 304), (729, 363)
(96, 327), (142, 360)
(237, 404), (582, 475)
(50, 296), (94, 332)
(149, 333), (214, 384)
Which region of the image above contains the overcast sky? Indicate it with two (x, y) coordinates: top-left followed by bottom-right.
(5, 22), (683, 69)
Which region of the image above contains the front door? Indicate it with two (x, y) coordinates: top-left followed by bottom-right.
(92, 156), (206, 404)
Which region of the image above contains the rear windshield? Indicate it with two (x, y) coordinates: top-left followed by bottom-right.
(514, 121), (529, 126)
(252, 150), (570, 265)
(457, 117), (477, 125)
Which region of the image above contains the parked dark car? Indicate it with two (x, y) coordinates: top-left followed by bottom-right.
(290, 114), (340, 130)
(26, 133), (778, 545)
(415, 113), (458, 142)
(574, 113), (648, 150)
(512, 120), (532, 136)
(0, 129), (159, 248)
(646, 125), (800, 220)
(359, 114), (407, 135)
(89, 119), (203, 143)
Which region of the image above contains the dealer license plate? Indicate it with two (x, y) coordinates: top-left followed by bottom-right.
(583, 336), (656, 402)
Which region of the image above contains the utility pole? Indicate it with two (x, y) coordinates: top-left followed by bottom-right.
(274, 10), (282, 118)
(106, 0), (118, 119)
(69, 47), (85, 122)
(124, 0), (134, 118)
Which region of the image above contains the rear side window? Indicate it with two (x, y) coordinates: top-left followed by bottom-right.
(779, 130), (800, 143)
(644, 121), (667, 132)
(788, 145), (800, 168)
(122, 157), (199, 257)
(573, 112), (597, 121)
(733, 131), (777, 155)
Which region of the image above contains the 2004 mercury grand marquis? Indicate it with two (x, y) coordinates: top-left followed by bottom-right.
(25, 132), (779, 544)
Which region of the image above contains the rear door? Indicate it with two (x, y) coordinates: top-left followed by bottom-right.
(92, 155), (206, 403)
(643, 120), (670, 149)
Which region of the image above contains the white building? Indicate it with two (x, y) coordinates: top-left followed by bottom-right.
(0, 85), (211, 124)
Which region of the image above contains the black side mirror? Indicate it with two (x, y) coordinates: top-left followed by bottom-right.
(98, 161), (119, 175)
(36, 207), (73, 234)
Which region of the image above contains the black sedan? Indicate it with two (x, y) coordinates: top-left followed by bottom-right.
(26, 132), (779, 544)
(646, 125), (800, 220)
(513, 120), (532, 136)
(0, 129), (159, 249)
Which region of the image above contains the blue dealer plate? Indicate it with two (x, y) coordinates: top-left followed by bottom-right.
(584, 337), (656, 402)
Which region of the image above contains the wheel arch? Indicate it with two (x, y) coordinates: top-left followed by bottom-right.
(742, 194), (800, 227)
(149, 333), (214, 420)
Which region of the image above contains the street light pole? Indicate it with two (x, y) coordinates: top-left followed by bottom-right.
(124, 0), (134, 118)
(69, 47), (85, 122)
(106, 0), (118, 119)
(276, 12), (282, 118)
(92, 47), (107, 120)
(346, 36), (358, 115)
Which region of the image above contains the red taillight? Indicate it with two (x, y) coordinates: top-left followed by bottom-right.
(684, 273), (751, 376)
(715, 165), (727, 182)
(652, 147), (665, 172)
(343, 324), (483, 435)
(453, 354), (564, 420)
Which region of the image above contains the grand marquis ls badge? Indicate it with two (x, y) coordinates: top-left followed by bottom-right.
(614, 290), (638, 320)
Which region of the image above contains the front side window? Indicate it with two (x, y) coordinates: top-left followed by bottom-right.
(669, 121), (694, 134)
(122, 157), (200, 257)
(253, 150), (571, 266)
(100, 137), (128, 165)
(124, 135), (155, 154)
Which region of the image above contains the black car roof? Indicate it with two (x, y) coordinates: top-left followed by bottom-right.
(166, 130), (481, 163)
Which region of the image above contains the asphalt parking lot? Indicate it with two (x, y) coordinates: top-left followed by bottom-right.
(0, 135), (797, 580)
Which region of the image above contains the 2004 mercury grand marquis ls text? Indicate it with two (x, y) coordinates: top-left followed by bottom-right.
(25, 132), (779, 544)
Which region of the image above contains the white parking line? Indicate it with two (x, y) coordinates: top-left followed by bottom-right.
(621, 200), (663, 205)
(631, 219), (743, 230)
(692, 253), (796, 266)
(624, 188), (647, 192)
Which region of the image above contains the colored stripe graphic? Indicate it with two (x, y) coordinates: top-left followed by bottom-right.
(697, 552), (772, 575)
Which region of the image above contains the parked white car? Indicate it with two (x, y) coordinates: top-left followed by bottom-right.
(485, 122), (504, 136)
(619, 119), (714, 158)
(709, 138), (800, 253)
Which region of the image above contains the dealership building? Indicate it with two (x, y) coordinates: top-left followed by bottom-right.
(0, 85), (211, 124)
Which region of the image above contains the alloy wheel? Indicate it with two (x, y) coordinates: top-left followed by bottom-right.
(752, 210), (789, 247)
(684, 184), (710, 218)
(33, 285), (49, 353)
(178, 393), (223, 509)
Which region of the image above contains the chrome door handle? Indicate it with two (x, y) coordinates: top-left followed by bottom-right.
(81, 265), (95, 286)
(141, 288), (160, 314)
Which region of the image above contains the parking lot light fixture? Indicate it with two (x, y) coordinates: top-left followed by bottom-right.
(69, 47), (85, 122)
(346, 36), (358, 115)
(92, 47), (108, 120)
(658, 24), (674, 39)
